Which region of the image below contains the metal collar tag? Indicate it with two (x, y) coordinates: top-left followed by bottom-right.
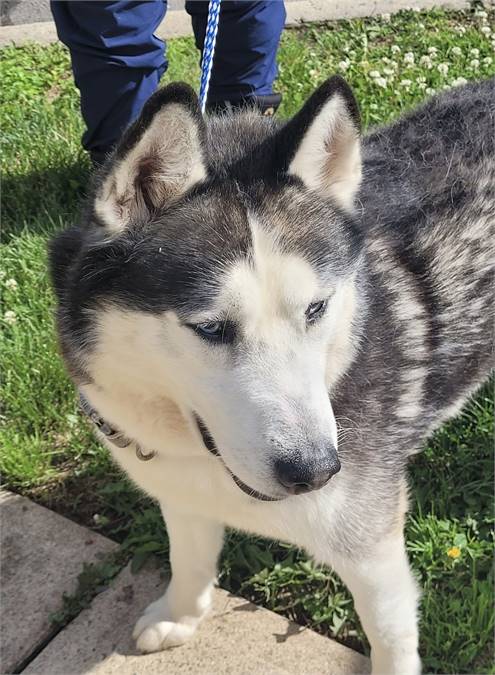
(78, 394), (156, 461)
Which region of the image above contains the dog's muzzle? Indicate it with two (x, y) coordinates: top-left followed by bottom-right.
(194, 414), (283, 502)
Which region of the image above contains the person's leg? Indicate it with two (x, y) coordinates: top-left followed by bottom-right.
(186, 0), (285, 114)
(50, 0), (167, 163)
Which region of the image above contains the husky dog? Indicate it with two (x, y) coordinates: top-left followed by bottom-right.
(50, 75), (494, 674)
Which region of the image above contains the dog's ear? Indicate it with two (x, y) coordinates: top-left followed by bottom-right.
(93, 83), (207, 232)
(280, 76), (361, 210)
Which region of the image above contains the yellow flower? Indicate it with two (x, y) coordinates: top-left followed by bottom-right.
(447, 546), (461, 559)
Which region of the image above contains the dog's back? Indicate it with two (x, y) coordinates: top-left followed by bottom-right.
(336, 79), (494, 458)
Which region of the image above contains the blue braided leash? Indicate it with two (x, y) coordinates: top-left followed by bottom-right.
(198, 0), (222, 113)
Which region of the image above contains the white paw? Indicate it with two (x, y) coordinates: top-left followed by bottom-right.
(371, 649), (421, 675)
(133, 595), (203, 653)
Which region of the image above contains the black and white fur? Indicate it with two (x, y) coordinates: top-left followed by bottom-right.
(50, 76), (495, 674)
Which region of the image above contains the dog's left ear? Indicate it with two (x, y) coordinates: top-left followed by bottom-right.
(94, 83), (207, 232)
(280, 76), (361, 210)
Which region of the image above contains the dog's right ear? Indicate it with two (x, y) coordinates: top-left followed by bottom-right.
(93, 83), (207, 232)
(276, 75), (361, 211)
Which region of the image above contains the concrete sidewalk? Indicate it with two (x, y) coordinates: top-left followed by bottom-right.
(24, 564), (370, 675)
(0, 490), (117, 674)
(0, 0), (471, 48)
(1, 490), (370, 675)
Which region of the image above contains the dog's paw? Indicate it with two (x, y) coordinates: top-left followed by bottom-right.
(132, 596), (203, 653)
(133, 617), (196, 653)
(371, 648), (421, 675)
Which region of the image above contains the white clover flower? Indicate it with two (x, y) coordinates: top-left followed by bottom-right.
(442, 84), (452, 90)
(381, 12), (391, 22)
(483, 56), (493, 66)
(5, 278), (18, 291)
(437, 63), (449, 76)
(338, 60), (350, 71)
(480, 26), (492, 35)
(369, 70), (381, 78)
(418, 82), (427, 90)
(416, 75), (426, 83)
(419, 55), (433, 69)
(427, 46), (438, 55)
(375, 77), (388, 88)
(426, 87), (436, 95)
(470, 58), (480, 69)
(451, 46), (462, 56)
(412, 6), (421, 12)
(391, 45), (401, 54)
(474, 10), (488, 19)
(4, 310), (17, 325)
(452, 77), (468, 87)
(455, 26), (466, 35)
(400, 79), (412, 87)
(470, 48), (480, 57)
(382, 57), (398, 70)
(404, 52), (415, 65)
(383, 67), (395, 76)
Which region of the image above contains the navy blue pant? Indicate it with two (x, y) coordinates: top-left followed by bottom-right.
(50, 1), (286, 155)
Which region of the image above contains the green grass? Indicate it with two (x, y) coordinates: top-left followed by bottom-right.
(1, 7), (494, 673)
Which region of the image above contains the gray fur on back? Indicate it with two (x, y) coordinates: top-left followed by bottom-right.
(337, 79), (494, 545)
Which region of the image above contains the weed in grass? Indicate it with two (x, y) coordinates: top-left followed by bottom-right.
(49, 549), (129, 629)
(1, 8), (494, 674)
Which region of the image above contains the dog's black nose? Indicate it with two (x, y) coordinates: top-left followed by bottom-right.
(274, 450), (341, 495)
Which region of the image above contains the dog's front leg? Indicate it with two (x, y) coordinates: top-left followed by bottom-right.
(133, 505), (224, 653)
(333, 533), (421, 675)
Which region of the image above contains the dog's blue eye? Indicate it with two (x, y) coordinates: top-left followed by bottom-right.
(190, 321), (236, 344)
(306, 300), (327, 324)
(198, 321), (222, 336)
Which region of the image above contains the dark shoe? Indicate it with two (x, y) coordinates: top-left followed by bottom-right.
(206, 93), (282, 116)
(89, 149), (110, 169)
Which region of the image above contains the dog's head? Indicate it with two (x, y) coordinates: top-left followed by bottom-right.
(51, 77), (364, 501)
